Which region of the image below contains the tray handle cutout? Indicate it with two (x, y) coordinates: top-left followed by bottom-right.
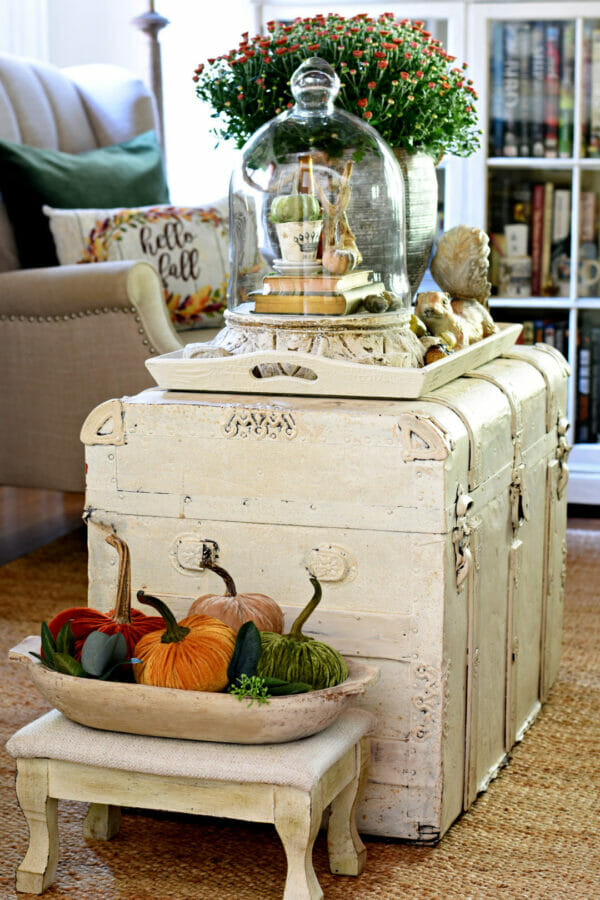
(250, 362), (318, 381)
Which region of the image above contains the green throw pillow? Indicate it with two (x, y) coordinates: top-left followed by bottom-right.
(0, 131), (169, 269)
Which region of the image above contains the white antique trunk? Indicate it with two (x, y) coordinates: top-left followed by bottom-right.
(82, 344), (570, 842)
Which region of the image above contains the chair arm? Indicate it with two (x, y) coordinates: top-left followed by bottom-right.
(0, 260), (182, 355)
(0, 261), (185, 491)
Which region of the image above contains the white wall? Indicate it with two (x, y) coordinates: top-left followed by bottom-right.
(0, 0), (49, 58)
(46, 0), (146, 73)
(160, 1), (255, 204)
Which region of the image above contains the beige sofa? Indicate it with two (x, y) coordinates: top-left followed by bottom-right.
(0, 53), (193, 492)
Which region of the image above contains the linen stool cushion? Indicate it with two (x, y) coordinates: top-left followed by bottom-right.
(7, 707), (375, 789)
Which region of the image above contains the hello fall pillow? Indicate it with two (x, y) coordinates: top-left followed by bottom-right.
(43, 202), (229, 330)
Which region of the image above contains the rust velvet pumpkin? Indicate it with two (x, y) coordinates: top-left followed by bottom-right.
(133, 591), (236, 691)
(47, 534), (164, 659)
(187, 560), (284, 634)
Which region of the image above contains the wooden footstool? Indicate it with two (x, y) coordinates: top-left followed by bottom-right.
(7, 707), (376, 899)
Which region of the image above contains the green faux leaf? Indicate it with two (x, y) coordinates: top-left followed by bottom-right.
(262, 676), (311, 696)
(81, 631), (127, 678)
(30, 651), (55, 671)
(40, 621), (56, 666)
(52, 652), (87, 677)
(98, 659), (135, 681)
(227, 621), (262, 685)
(55, 621), (75, 657)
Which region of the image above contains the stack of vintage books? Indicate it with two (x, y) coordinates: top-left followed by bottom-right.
(253, 268), (385, 315)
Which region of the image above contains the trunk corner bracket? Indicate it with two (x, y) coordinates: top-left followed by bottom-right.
(397, 412), (453, 462)
(80, 399), (125, 446)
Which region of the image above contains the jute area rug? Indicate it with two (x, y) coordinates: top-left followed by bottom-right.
(0, 528), (598, 900)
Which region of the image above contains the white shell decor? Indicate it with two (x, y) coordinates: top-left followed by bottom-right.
(430, 224), (492, 306)
(415, 291), (498, 351)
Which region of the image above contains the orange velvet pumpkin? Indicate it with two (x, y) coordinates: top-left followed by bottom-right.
(187, 561), (284, 634)
(133, 591), (236, 691)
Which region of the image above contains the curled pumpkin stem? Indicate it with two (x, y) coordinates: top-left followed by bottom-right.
(288, 577), (322, 642)
(137, 591), (190, 644)
(106, 534), (132, 625)
(201, 560), (237, 597)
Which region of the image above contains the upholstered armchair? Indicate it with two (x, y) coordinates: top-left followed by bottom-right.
(0, 53), (197, 493)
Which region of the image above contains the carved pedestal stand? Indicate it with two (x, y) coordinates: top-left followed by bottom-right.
(183, 304), (425, 373)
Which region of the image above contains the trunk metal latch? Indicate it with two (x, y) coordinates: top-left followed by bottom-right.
(556, 415), (571, 500)
(453, 488), (473, 588)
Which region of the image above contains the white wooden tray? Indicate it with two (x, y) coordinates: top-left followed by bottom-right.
(146, 323), (522, 399)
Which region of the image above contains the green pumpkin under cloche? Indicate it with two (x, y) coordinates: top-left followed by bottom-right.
(256, 577), (348, 690)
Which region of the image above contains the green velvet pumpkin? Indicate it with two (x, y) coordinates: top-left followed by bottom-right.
(256, 577), (348, 690)
(269, 193), (321, 223)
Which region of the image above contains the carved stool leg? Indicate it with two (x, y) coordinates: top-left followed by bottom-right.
(327, 738), (369, 876)
(15, 759), (59, 894)
(83, 804), (121, 840)
(274, 787), (323, 900)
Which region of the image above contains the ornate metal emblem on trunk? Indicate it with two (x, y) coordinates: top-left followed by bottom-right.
(223, 408), (298, 440)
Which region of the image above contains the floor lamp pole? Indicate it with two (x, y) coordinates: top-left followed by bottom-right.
(132, 1), (170, 159)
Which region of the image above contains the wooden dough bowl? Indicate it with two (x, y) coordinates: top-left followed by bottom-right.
(10, 636), (379, 744)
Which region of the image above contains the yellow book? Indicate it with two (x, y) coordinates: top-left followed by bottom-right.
(254, 281), (385, 315)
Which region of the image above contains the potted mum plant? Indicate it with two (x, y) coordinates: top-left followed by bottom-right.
(193, 12), (481, 293)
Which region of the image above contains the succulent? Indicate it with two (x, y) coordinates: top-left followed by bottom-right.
(34, 621), (134, 680)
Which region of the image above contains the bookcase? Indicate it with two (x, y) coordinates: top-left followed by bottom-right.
(252, 0), (600, 503)
(467, 2), (600, 504)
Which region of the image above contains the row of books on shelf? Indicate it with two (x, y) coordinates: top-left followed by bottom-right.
(513, 319), (599, 443)
(489, 20), (574, 158)
(489, 20), (600, 158)
(577, 325), (600, 443)
(516, 318), (569, 356)
(489, 178), (600, 298)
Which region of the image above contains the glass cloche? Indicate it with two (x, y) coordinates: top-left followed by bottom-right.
(228, 57), (410, 318)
